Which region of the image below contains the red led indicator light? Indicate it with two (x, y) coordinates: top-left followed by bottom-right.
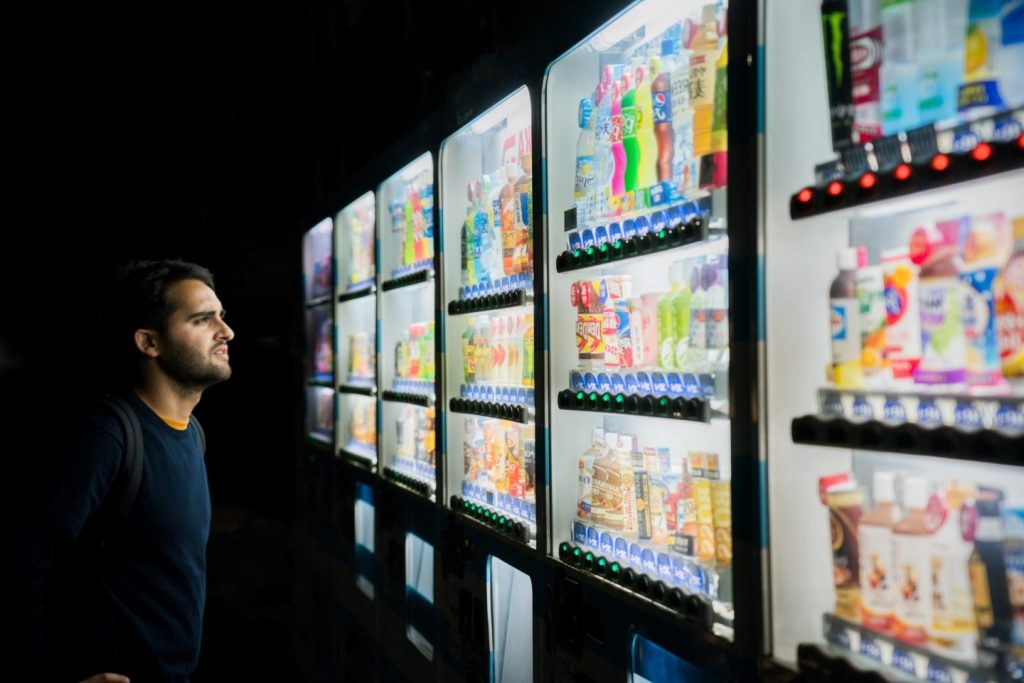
(971, 143), (992, 162)
(1017, 133), (1023, 150)
(858, 173), (877, 190)
(826, 181), (844, 197)
(893, 164), (912, 182)
(797, 188), (814, 203)
(930, 154), (950, 172)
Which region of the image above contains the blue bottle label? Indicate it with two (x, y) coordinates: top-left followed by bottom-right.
(953, 401), (983, 429)
(995, 403), (1024, 431)
(883, 397), (906, 422)
(918, 400), (942, 426)
(852, 395), (873, 420)
(629, 543), (643, 568)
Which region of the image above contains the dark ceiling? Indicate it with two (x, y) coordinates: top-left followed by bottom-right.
(7, 0), (573, 514)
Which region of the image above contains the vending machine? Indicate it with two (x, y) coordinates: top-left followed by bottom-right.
(375, 153), (442, 681)
(335, 192), (379, 469)
(296, 216), (338, 678)
(303, 216), (336, 454)
(540, 0), (765, 678)
(764, 1), (1024, 681)
(438, 87), (543, 683)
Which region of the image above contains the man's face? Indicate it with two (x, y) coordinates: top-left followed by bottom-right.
(154, 279), (235, 390)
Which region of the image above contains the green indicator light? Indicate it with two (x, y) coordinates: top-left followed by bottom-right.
(657, 230), (667, 240)
(584, 552), (594, 563)
(600, 393), (611, 407)
(576, 391), (585, 400)
(599, 244), (608, 253)
(498, 516), (506, 526)
(596, 557), (607, 569)
(573, 249), (581, 258)
(572, 547), (582, 558)
(586, 247), (595, 256)
(658, 397), (669, 408)
(588, 392), (598, 401)
(609, 562), (620, 575)
(560, 542), (571, 554)
(612, 240), (622, 250)
(615, 394), (625, 404)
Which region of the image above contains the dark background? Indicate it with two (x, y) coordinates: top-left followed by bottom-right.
(5, 0), (572, 678)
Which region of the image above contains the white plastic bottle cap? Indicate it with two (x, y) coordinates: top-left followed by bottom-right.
(873, 471), (896, 504)
(903, 476), (929, 509)
(837, 247), (860, 271)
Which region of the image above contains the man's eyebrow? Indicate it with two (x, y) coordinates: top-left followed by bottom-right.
(185, 309), (225, 321)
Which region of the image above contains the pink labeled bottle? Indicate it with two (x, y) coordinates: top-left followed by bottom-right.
(609, 79), (627, 199)
(859, 471), (900, 632)
(909, 223), (966, 386)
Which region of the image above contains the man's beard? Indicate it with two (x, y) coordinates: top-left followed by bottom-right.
(157, 339), (231, 393)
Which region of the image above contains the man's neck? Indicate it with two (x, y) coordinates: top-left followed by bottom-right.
(134, 374), (201, 423)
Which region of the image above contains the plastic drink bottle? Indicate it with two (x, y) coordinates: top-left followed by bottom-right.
(610, 80), (626, 199)
(849, 0), (884, 142)
(687, 263), (708, 371)
(574, 97), (596, 229)
(657, 272), (679, 369)
(594, 68), (615, 218)
(671, 260), (694, 369)
(634, 64), (659, 191)
(621, 73), (640, 193)
(996, 217), (1024, 376)
(831, 247), (863, 387)
(650, 56), (674, 183)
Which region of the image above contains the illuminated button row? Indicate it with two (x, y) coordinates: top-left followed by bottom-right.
(790, 134), (1023, 219)
(449, 398), (531, 423)
(451, 495), (531, 543)
(556, 542), (713, 630)
(556, 389), (710, 423)
(791, 414), (1023, 465)
(555, 216), (708, 273)
(383, 466), (433, 497)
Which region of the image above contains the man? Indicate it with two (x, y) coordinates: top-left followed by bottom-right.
(16, 259), (234, 682)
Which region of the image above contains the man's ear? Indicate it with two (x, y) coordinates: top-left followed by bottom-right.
(134, 329), (160, 358)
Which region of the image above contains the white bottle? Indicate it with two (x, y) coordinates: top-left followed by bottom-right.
(892, 476), (934, 645)
(859, 471), (900, 633)
(928, 480), (977, 658)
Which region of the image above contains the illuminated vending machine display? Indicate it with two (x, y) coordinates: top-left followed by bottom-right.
(545, 0), (735, 640)
(440, 88), (538, 546)
(377, 153), (438, 498)
(335, 192), (379, 468)
(766, 2), (1024, 680)
(304, 216), (336, 447)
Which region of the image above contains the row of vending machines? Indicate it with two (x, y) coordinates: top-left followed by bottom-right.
(297, 0), (1023, 681)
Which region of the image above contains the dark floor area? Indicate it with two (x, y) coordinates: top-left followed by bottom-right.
(193, 505), (301, 682)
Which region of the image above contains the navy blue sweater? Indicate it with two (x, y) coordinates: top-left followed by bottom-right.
(19, 392), (210, 682)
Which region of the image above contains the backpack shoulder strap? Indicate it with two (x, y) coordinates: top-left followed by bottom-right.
(100, 394), (145, 520)
(80, 394), (145, 547)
